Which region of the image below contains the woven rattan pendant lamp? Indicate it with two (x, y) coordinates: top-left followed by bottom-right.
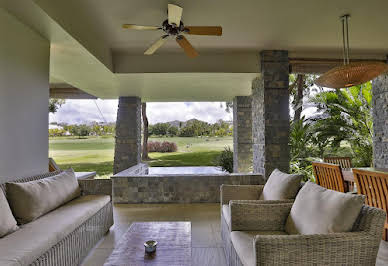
(315, 14), (388, 88)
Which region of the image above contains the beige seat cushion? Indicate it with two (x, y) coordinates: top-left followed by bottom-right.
(231, 230), (288, 266)
(0, 195), (110, 266)
(6, 169), (81, 224)
(222, 204), (231, 228)
(259, 169), (302, 200)
(0, 190), (18, 238)
(285, 181), (365, 235)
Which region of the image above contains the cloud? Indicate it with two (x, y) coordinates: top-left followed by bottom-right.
(49, 99), (118, 124)
(147, 102), (232, 124)
(50, 100), (232, 124)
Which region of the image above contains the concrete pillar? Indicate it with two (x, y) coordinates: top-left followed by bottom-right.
(233, 96), (253, 172)
(0, 9), (50, 180)
(113, 97), (141, 174)
(252, 50), (290, 179)
(372, 74), (388, 167)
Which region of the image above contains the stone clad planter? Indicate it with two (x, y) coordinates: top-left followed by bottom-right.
(111, 167), (264, 203)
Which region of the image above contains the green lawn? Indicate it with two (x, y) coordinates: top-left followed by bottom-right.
(49, 136), (232, 178)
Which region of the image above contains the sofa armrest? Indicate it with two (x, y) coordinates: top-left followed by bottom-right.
(78, 179), (112, 197)
(254, 232), (381, 265)
(220, 184), (264, 205)
(230, 201), (292, 231)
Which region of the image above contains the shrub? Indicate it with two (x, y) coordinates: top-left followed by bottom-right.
(216, 146), (234, 173)
(147, 141), (177, 153)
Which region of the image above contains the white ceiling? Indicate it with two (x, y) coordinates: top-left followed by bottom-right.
(36, 0), (388, 56)
(2, 0), (388, 101)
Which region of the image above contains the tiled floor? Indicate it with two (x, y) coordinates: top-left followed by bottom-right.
(82, 203), (388, 266)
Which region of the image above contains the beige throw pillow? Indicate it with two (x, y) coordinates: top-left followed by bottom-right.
(259, 169), (302, 200)
(285, 181), (365, 235)
(6, 169), (81, 224)
(0, 189), (19, 237)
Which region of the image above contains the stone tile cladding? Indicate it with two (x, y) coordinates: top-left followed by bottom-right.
(252, 50), (290, 179)
(233, 96), (253, 172)
(112, 174), (264, 203)
(114, 97), (141, 174)
(372, 74), (388, 167)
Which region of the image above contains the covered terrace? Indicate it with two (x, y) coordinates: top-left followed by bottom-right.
(1, 0), (388, 265)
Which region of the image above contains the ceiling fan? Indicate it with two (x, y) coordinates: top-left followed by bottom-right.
(122, 4), (222, 58)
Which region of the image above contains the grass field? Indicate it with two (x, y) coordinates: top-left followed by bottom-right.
(49, 136), (233, 178)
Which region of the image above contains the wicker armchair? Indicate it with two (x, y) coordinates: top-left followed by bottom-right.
(220, 185), (293, 260)
(227, 201), (386, 266)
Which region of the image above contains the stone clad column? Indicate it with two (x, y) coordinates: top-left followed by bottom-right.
(252, 50), (290, 178)
(233, 96), (253, 172)
(113, 97), (141, 174)
(372, 74), (388, 167)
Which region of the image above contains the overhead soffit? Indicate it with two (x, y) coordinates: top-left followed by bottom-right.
(3, 0), (388, 100)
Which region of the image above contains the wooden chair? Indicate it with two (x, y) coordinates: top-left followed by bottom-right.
(353, 169), (388, 240)
(324, 156), (352, 169)
(49, 157), (61, 172)
(312, 162), (347, 192)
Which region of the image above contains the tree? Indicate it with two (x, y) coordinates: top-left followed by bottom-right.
(142, 103), (150, 160)
(167, 126), (179, 136)
(178, 119), (211, 137)
(309, 82), (373, 167)
(70, 124), (90, 138)
(49, 99), (65, 113)
(289, 74), (316, 122)
(151, 123), (169, 136)
(220, 102), (233, 113)
(292, 74), (305, 122)
(178, 125), (195, 137)
(91, 123), (102, 136)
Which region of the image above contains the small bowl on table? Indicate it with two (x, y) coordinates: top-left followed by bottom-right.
(144, 240), (158, 254)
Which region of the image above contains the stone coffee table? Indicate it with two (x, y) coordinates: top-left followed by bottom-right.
(104, 222), (191, 266)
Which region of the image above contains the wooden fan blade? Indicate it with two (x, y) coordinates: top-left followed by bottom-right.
(168, 4), (183, 26)
(185, 26), (222, 36)
(176, 35), (198, 58)
(122, 24), (160, 30)
(144, 35), (169, 55)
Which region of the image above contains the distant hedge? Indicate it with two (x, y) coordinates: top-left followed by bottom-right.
(147, 141), (178, 153)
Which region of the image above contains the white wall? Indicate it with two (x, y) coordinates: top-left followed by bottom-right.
(0, 8), (50, 181)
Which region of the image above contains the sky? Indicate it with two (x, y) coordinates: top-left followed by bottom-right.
(49, 100), (233, 125)
(49, 84), (322, 125)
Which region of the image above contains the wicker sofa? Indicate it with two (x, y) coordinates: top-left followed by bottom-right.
(226, 201), (386, 266)
(0, 171), (113, 266)
(220, 184), (294, 261)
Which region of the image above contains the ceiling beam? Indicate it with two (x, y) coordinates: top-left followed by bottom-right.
(113, 53), (260, 73)
(50, 87), (97, 99)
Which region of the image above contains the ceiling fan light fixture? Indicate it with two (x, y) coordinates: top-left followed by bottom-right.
(315, 14), (388, 88)
(122, 4), (222, 57)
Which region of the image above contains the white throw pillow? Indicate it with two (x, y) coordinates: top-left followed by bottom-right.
(0, 189), (18, 237)
(259, 169), (302, 200)
(285, 181), (365, 235)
